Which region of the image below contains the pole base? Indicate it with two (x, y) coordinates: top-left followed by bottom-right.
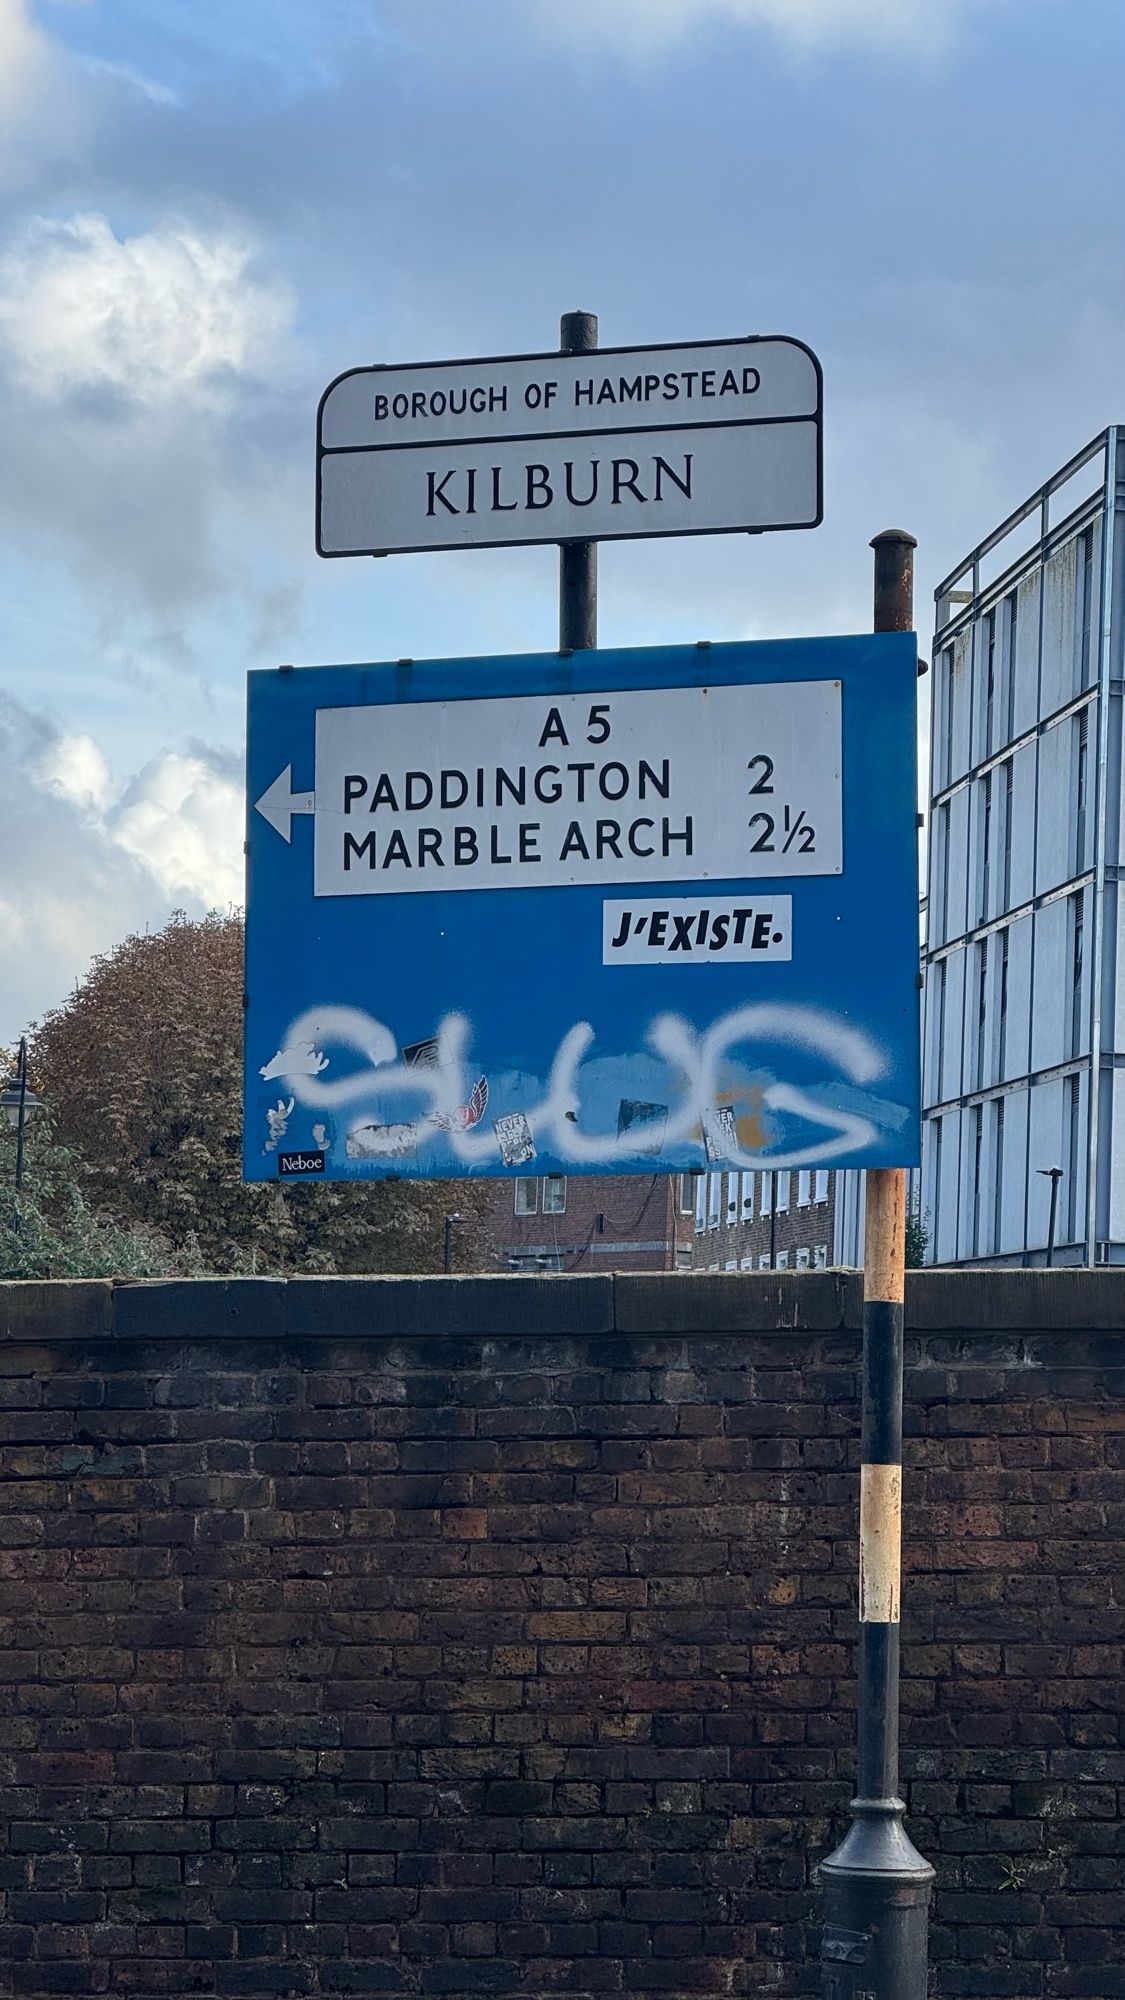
(818, 1800), (933, 1999)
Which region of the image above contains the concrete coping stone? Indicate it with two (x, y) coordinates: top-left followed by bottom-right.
(0, 1269), (1121, 1344)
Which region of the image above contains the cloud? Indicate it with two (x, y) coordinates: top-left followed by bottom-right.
(0, 0), (47, 111)
(525, 0), (976, 55)
(0, 693), (243, 1040)
(0, 211), (291, 408)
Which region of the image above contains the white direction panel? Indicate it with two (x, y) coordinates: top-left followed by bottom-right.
(316, 336), (821, 556)
(310, 678), (841, 896)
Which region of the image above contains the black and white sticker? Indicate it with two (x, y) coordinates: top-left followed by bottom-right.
(602, 895), (792, 965)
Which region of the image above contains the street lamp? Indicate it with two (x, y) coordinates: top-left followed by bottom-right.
(443, 1212), (464, 1274)
(1036, 1166), (1063, 1268)
(2, 1038), (44, 1233)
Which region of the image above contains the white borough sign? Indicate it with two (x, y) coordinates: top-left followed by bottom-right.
(316, 336), (821, 557)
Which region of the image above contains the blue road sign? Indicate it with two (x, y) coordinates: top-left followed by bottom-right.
(243, 637), (920, 1183)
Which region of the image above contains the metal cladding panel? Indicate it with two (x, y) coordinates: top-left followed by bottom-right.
(1040, 538), (1080, 717)
(1011, 570), (1042, 740)
(930, 1105), (963, 1265)
(947, 788), (971, 941)
(1004, 914), (1034, 1085)
(1010, 743), (1037, 909)
(1031, 901), (1068, 1073)
(949, 628), (974, 788)
(1027, 1078), (1066, 1249)
(1109, 1072), (1125, 1240)
(998, 1085), (1030, 1255)
(1035, 719), (1073, 896)
(938, 945), (967, 1106)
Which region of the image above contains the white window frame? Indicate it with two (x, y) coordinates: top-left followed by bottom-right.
(776, 1248), (790, 1270)
(514, 1178), (538, 1216)
(795, 1247), (811, 1271)
(814, 1170), (829, 1203)
(797, 1170), (812, 1206)
(813, 1245), (828, 1270)
(776, 1171), (791, 1213)
(541, 1175), (567, 1215)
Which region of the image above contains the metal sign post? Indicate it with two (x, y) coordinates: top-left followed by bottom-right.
(559, 311), (598, 652)
(818, 532), (932, 1999)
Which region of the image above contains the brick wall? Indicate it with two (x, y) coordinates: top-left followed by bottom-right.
(0, 1271), (1121, 1998)
(483, 1173), (688, 1273)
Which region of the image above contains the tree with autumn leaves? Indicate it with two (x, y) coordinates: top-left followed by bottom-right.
(5, 911), (489, 1277)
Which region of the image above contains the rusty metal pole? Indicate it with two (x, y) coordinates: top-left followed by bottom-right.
(559, 312), (597, 651)
(819, 532), (933, 1999)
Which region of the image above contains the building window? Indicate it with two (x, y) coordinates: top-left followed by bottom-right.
(542, 1175), (566, 1215)
(679, 1174), (696, 1216)
(983, 607), (996, 758)
(814, 1170), (829, 1202)
(776, 1171), (791, 1213)
(1075, 708), (1089, 872)
(694, 1177), (706, 1233)
(935, 956), (948, 1093)
(708, 1172), (721, 1228)
(758, 1253), (770, 1271)
(740, 1171), (754, 1217)
(797, 1170), (812, 1206)
(813, 1245), (828, 1270)
(725, 1172), (738, 1219)
(725, 1258), (738, 1272)
(514, 1178), (537, 1216)
(740, 1256), (754, 1272)
(992, 1097), (1005, 1257)
(795, 1247), (811, 1270)
(776, 1249), (790, 1270)
(760, 1173), (773, 1216)
(1066, 1073), (1081, 1243)
(1069, 890), (1085, 1059)
(1005, 589), (1019, 738)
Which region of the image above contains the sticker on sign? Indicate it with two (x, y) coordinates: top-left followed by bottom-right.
(316, 335), (821, 557)
(602, 895), (792, 965)
(302, 679), (841, 896)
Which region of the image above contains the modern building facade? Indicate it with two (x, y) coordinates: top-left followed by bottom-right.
(838, 428), (1124, 1268)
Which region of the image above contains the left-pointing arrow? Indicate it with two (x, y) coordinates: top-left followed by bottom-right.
(254, 766), (316, 843)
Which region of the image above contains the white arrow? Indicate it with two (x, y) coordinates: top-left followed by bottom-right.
(255, 766), (315, 843)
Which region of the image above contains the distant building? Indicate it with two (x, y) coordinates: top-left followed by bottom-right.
(484, 1172), (695, 1273)
(836, 426), (1123, 1267)
(692, 1169), (834, 1271)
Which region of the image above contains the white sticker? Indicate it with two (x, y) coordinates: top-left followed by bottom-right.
(602, 895), (792, 966)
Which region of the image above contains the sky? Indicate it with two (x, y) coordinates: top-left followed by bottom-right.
(1, 0), (1122, 1042)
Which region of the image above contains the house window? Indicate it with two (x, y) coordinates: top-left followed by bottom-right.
(776, 1171), (791, 1213)
(796, 1247), (811, 1271)
(725, 1172), (738, 1218)
(725, 1258), (738, 1272)
(740, 1257), (754, 1271)
(757, 1253), (770, 1271)
(797, 1170), (811, 1206)
(679, 1174), (696, 1216)
(760, 1174), (773, 1216)
(814, 1170), (829, 1202)
(708, 1173), (721, 1228)
(514, 1178), (537, 1216)
(542, 1176), (567, 1215)
(740, 1171), (754, 1217)
(694, 1177), (706, 1233)
(813, 1246), (828, 1270)
(776, 1249), (790, 1270)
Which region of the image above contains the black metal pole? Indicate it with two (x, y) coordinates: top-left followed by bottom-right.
(819, 534), (933, 1998)
(559, 312), (597, 651)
